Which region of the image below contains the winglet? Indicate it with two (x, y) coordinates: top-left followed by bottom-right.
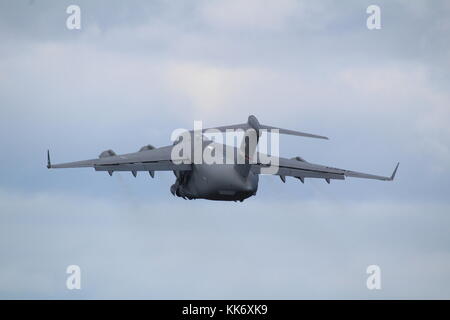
(47, 150), (51, 169)
(389, 162), (399, 181)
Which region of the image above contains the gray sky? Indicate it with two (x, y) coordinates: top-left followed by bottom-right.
(0, 0), (449, 299)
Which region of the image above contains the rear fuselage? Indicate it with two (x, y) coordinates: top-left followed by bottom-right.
(172, 163), (259, 201)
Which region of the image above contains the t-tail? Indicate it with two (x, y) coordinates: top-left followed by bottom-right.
(225, 115), (328, 177)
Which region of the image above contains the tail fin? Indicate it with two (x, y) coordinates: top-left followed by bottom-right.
(238, 115), (261, 164)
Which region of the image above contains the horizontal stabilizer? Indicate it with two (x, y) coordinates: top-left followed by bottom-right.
(259, 124), (328, 140)
(199, 115), (328, 140)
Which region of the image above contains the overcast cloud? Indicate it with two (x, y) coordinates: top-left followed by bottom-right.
(0, 0), (449, 299)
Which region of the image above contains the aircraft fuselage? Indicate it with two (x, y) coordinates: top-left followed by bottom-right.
(171, 164), (259, 201)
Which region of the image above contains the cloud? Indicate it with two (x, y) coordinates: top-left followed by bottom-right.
(337, 64), (450, 169)
(200, 0), (300, 31)
(1, 188), (450, 299)
(164, 62), (237, 114)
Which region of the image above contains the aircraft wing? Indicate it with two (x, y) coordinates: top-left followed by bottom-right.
(252, 155), (399, 183)
(47, 145), (191, 176)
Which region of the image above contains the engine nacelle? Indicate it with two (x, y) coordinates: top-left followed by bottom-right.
(99, 149), (116, 158)
(139, 144), (155, 152)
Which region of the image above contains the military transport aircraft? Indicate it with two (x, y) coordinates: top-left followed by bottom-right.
(47, 115), (399, 201)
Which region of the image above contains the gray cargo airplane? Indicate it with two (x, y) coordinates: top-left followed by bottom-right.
(47, 115), (398, 201)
